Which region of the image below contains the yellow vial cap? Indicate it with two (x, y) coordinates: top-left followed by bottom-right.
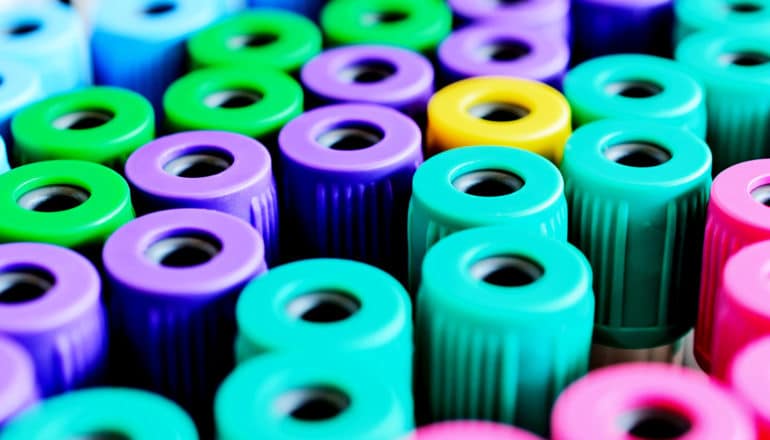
(427, 76), (571, 162)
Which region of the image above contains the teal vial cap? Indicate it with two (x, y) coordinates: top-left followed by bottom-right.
(408, 145), (566, 291)
(561, 119), (712, 349)
(0, 388), (198, 440)
(235, 258), (412, 413)
(564, 54), (706, 139)
(416, 226), (594, 435)
(675, 31), (770, 173)
(215, 353), (414, 440)
(674, 0), (770, 42)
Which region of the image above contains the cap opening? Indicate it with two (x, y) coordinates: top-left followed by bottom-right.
(276, 387), (350, 422)
(605, 80), (663, 98)
(730, 2), (762, 12)
(70, 431), (132, 440)
(362, 10), (408, 25)
(496, 0), (527, 5)
(286, 290), (361, 323)
(18, 185), (90, 212)
(204, 90), (263, 109)
(163, 147), (234, 178)
(617, 407), (692, 439)
(145, 232), (222, 268)
(719, 52), (770, 66)
(469, 102), (530, 122)
(338, 59), (397, 84)
(0, 266), (54, 304)
(471, 255), (544, 287)
(53, 110), (114, 130)
(8, 20), (41, 36)
(228, 33), (278, 49)
(751, 184), (770, 206)
(604, 142), (671, 167)
(316, 122), (384, 151)
(144, 1), (176, 15)
(453, 169), (524, 197)
(478, 39), (531, 62)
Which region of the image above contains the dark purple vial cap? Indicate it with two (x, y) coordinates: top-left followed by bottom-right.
(571, 0), (673, 61)
(278, 103), (422, 276)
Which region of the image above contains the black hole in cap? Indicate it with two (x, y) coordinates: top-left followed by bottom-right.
(469, 102), (530, 122)
(17, 185), (90, 213)
(471, 255), (544, 287)
(496, 0), (527, 4)
(604, 142), (671, 168)
(453, 170), (524, 197)
(316, 122), (384, 151)
(731, 2), (762, 12)
(362, 10), (408, 25)
(8, 21), (41, 36)
(751, 184), (770, 206)
(229, 33), (279, 48)
(287, 291), (361, 323)
(0, 267), (54, 304)
(53, 110), (114, 130)
(163, 148), (234, 178)
(481, 39), (531, 62)
(605, 80), (663, 98)
(145, 233), (222, 268)
(70, 432), (132, 440)
(204, 90), (262, 109)
(618, 408), (692, 439)
(275, 388), (350, 422)
(339, 60), (397, 84)
(720, 52), (770, 66)
(144, 1), (176, 15)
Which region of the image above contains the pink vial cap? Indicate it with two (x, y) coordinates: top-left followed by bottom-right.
(551, 363), (754, 440)
(407, 421), (543, 439)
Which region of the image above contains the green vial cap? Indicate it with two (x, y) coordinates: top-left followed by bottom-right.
(565, 54), (706, 139)
(0, 388), (198, 440)
(321, 0), (452, 53)
(216, 353), (414, 440)
(417, 226), (594, 435)
(408, 146), (567, 291)
(188, 9), (322, 73)
(163, 66), (303, 141)
(560, 119), (712, 349)
(675, 31), (770, 173)
(674, 0), (770, 42)
(11, 86), (154, 169)
(236, 258), (412, 412)
(0, 160), (134, 258)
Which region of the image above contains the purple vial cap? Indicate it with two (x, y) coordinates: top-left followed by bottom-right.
(448, 0), (569, 38)
(279, 103), (422, 178)
(103, 208), (265, 298)
(0, 243), (104, 395)
(301, 45), (434, 117)
(125, 131), (278, 262)
(438, 23), (569, 88)
(0, 336), (37, 428)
